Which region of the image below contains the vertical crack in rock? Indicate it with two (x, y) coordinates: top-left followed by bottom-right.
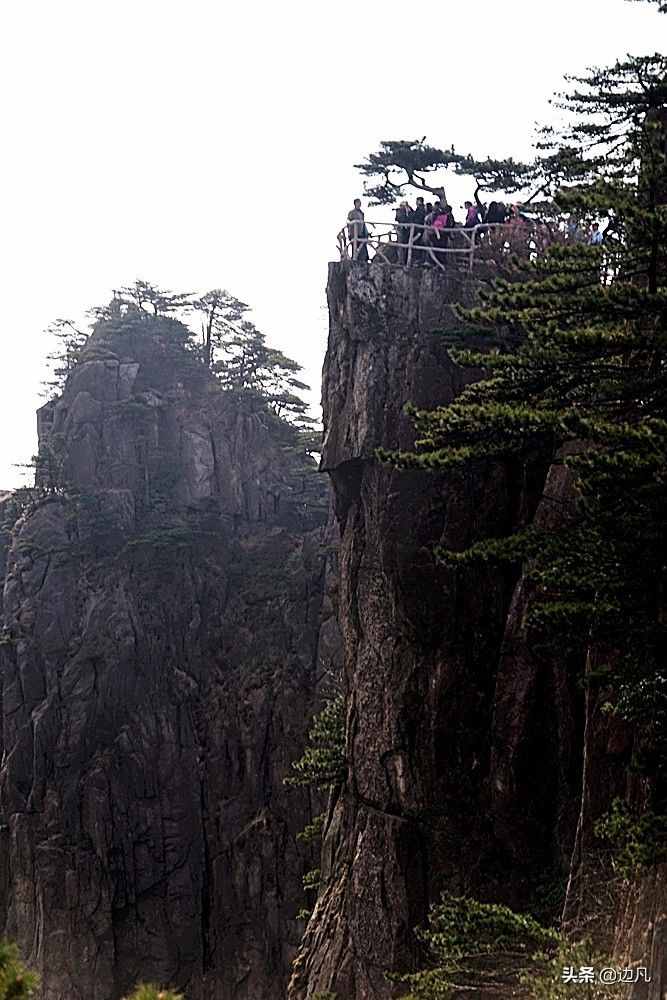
(290, 262), (665, 1000)
(0, 314), (342, 1000)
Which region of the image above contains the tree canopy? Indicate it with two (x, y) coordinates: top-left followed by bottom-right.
(44, 281), (318, 442)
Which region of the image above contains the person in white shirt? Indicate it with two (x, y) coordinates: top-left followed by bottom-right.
(589, 222), (604, 245)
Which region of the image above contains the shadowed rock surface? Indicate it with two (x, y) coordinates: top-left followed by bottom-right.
(0, 314), (340, 1000)
(289, 262), (665, 1000)
(1, 269), (663, 1000)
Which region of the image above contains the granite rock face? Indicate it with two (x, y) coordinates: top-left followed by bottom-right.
(0, 315), (340, 1000)
(290, 262), (664, 1000)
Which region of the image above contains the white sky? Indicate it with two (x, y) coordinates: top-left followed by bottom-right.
(0, 0), (663, 488)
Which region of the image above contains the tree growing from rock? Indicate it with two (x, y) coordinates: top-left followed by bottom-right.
(42, 281), (319, 445)
(42, 317), (88, 397)
(382, 7), (667, 909)
(115, 280), (193, 317)
(192, 288), (316, 431)
(355, 139), (540, 212)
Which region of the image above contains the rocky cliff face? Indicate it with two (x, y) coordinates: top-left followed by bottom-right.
(0, 314), (340, 1000)
(289, 263), (665, 1000)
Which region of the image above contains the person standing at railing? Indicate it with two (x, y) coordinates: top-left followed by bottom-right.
(395, 201), (413, 263)
(508, 204), (530, 254)
(422, 202), (440, 264)
(430, 203), (450, 264)
(567, 215), (585, 243)
(410, 197), (427, 265)
(464, 201), (481, 228)
(486, 201), (507, 250)
(588, 222), (604, 245)
(347, 199), (369, 262)
(412, 197), (426, 226)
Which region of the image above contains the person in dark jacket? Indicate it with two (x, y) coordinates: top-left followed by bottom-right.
(347, 199), (369, 262)
(395, 200), (412, 262)
(407, 196), (427, 265)
(411, 196), (426, 225)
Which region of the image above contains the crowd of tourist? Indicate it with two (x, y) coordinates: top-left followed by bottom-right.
(346, 196), (605, 265)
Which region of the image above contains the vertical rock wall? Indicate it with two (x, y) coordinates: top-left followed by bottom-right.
(291, 262), (665, 1000)
(0, 315), (340, 1000)
(290, 263), (569, 999)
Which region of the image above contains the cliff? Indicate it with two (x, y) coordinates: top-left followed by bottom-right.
(1, 268), (663, 1000)
(0, 313), (341, 1000)
(289, 262), (666, 1000)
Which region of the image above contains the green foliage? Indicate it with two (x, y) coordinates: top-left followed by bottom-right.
(285, 695), (346, 789)
(595, 798), (667, 877)
(297, 812), (326, 844)
(43, 317), (88, 397)
(393, 897), (619, 1000)
(40, 280), (320, 494)
(0, 488), (44, 531)
(0, 939), (38, 998)
(188, 287), (316, 430)
(302, 868), (321, 892)
(287, 698), (345, 917)
(393, 895), (559, 999)
(355, 140), (459, 204)
(355, 139), (541, 210)
(123, 986), (184, 1000)
(115, 280), (193, 317)
(381, 38), (667, 813)
(526, 940), (617, 1000)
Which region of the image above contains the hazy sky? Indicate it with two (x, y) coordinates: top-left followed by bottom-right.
(0, 0), (663, 487)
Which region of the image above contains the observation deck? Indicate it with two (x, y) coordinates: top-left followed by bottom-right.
(337, 218), (575, 272)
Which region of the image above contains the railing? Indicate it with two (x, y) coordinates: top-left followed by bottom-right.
(337, 219), (568, 272)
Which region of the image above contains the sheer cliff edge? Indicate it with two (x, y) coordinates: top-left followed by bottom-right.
(289, 262), (665, 1000)
(0, 314), (341, 1000)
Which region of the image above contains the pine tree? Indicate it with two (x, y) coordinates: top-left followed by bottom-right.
(42, 317), (88, 397)
(285, 695), (346, 790)
(192, 290), (316, 431)
(382, 24), (667, 854)
(116, 280), (193, 317)
(190, 288), (249, 367)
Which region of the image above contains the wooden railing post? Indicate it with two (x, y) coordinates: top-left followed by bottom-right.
(339, 217), (572, 270)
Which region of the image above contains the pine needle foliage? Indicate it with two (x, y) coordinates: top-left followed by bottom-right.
(0, 940), (38, 998)
(392, 897), (620, 1000)
(382, 32), (667, 808)
(594, 798), (667, 876)
(285, 695), (346, 790)
(392, 895), (559, 999)
(123, 985), (184, 1000)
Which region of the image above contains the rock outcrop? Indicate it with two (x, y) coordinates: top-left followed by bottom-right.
(0, 314), (340, 1000)
(2, 265), (663, 1000)
(289, 262), (665, 1000)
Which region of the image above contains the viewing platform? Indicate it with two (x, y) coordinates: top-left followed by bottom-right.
(337, 218), (578, 272)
